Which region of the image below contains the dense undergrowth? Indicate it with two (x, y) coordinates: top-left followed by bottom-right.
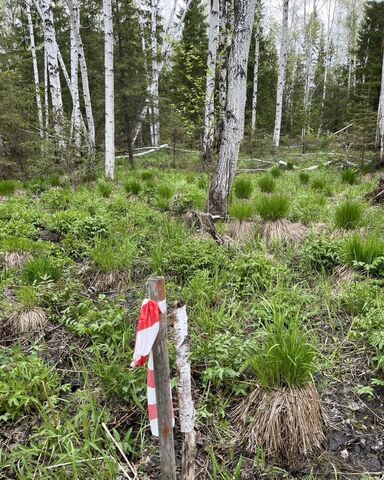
(0, 153), (383, 478)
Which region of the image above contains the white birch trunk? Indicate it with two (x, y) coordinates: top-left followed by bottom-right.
(150, 0), (160, 147)
(103, 0), (115, 179)
(26, 0), (44, 137)
(207, 0), (257, 216)
(202, 0), (219, 163)
(251, 24), (260, 132)
(272, 0), (289, 148)
(378, 49), (384, 161)
(44, 47), (49, 135)
(68, 0), (81, 151)
(39, 0), (66, 156)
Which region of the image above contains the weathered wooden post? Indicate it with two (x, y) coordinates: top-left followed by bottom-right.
(148, 277), (177, 480)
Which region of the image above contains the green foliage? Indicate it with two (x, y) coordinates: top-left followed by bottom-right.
(22, 256), (63, 284)
(228, 202), (254, 221)
(250, 317), (317, 388)
(97, 180), (113, 198)
(16, 285), (39, 308)
(0, 180), (17, 195)
(234, 176), (253, 199)
(124, 179), (141, 195)
(258, 175), (276, 193)
(341, 169), (358, 185)
(334, 200), (364, 230)
(256, 194), (289, 221)
(90, 236), (136, 273)
(0, 350), (61, 421)
(299, 172), (310, 184)
(0, 236), (37, 252)
(343, 235), (384, 276)
(270, 166), (282, 178)
(303, 237), (341, 272)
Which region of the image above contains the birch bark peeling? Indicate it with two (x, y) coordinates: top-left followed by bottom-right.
(207, 0), (257, 216)
(272, 0), (289, 148)
(202, 0), (219, 163)
(251, 24), (260, 132)
(378, 49), (384, 162)
(26, 0), (44, 137)
(103, 0), (115, 179)
(69, 0), (81, 150)
(150, 0), (160, 147)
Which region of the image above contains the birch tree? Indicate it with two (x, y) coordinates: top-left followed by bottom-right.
(68, 0), (81, 151)
(207, 0), (257, 216)
(150, 0), (160, 147)
(378, 48), (384, 162)
(103, 0), (115, 179)
(39, 0), (65, 156)
(26, 0), (43, 138)
(251, 20), (260, 132)
(202, 0), (219, 163)
(272, 0), (289, 148)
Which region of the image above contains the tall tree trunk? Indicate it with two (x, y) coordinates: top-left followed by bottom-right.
(207, 0), (256, 216)
(73, 1), (96, 164)
(150, 0), (160, 147)
(103, 0), (115, 179)
(44, 47), (49, 135)
(39, 0), (66, 158)
(251, 22), (260, 132)
(26, 0), (44, 138)
(378, 49), (384, 163)
(202, 0), (219, 163)
(68, 0), (81, 152)
(272, 0), (289, 148)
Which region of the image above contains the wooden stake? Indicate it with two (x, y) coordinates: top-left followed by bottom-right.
(147, 277), (177, 480)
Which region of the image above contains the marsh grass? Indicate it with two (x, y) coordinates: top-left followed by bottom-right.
(334, 200), (363, 230)
(234, 176), (253, 199)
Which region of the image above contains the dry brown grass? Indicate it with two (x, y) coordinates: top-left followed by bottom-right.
(231, 383), (326, 467)
(3, 252), (33, 269)
(226, 220), (256, 244)
(93, 271), (129, 292)
(259, 219), (309, 245)
(7, 308), (48, 333)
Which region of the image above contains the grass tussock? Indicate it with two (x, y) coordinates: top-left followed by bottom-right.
(260, 220), (308, 244)
(3, 252), (33, 269)
(228, 202), (254, 222)
(227, 220), (256, 244)
(124, 179), (141, 195)
(234, 176), (253, 199)
(7, 307), (47, 333)
(334, 200), (363, 230)
(258, 175), (276, 193)
(341, 169), (358, 185)
(299, 172), (310, 184)
(270, 165), (282, 178)
(256, 194), (289, 221)
(22, 256), (62, 284)
(90, 237), (136, 273)
(0, 180), (17, 196)
(97, 180), (113, 198)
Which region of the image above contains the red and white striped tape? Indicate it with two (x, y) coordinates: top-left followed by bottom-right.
(132, 298), (173, 436)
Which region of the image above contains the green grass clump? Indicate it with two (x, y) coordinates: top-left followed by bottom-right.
(334, 200), (363, 230)
(90, 237), (136, 272)
(0, 236), (36, 252)
(270, 165), (282, 178)
(229, 202), (254, 221)
(49, 174), (62, 187)
(251, 318), (316, 388)
(157, 184), (173, 199)
(0, 180), (17, 196)
(343, 235), (384, 274)
(141, 170), (155, 181)
(97, 180), (113, 198)
(23, 256), (63, 284)
(16, 286), (38, 308)
(258, 175), (276, 193)
(256, 194), (289, 221)
(234, 176), (253, 199)
(311, 177), (326, 191)
(286, 161), (295, 170)
(299, 172), (310, 184)
(341, 169), (358, 185)
(124, 179), (141, 195)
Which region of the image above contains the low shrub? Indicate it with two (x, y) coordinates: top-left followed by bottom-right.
(334, 200), (363, 230)
(229, 202), (254, 221)
(124, 179), (141, 196)
(0, 180), (17, 196)
(234, 176), (253, 199)
(256, 194), (289, 221)
(258, 176), (276, 193)
(341, 169), (358, 185)
(22, 256), (63, 284)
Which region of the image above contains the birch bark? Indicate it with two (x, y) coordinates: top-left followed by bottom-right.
(26, 0), (44, 137)
(272, 0), (289, 148)
(202, 0), (219, 163)
(39, 0), (66, 156)
(103, 0), (115, 179)
(68, 0), (81, 151)
(207, 0), (257, 216)
(251, 22), (260, 132)
(44, 48), (49, 134)
(150, 0), (160, 147)
(378, 49), (384, 162)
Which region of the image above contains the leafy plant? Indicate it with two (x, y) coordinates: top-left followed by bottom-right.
(22, 256), (63, 284)
(341, 169), (358, 185)
(124, 179), (141, 195)
(299, 172), (310, 184)
(256, 194), (289, 221)
(228, 202), (254, 221)
(234, 176), (253, 199)
(0, 180), (17, 196)
(97, 181), (113, 198)
(258, 175), (276, 193)
(303, 237), (341, 272)
(334, 200), (363, 230)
